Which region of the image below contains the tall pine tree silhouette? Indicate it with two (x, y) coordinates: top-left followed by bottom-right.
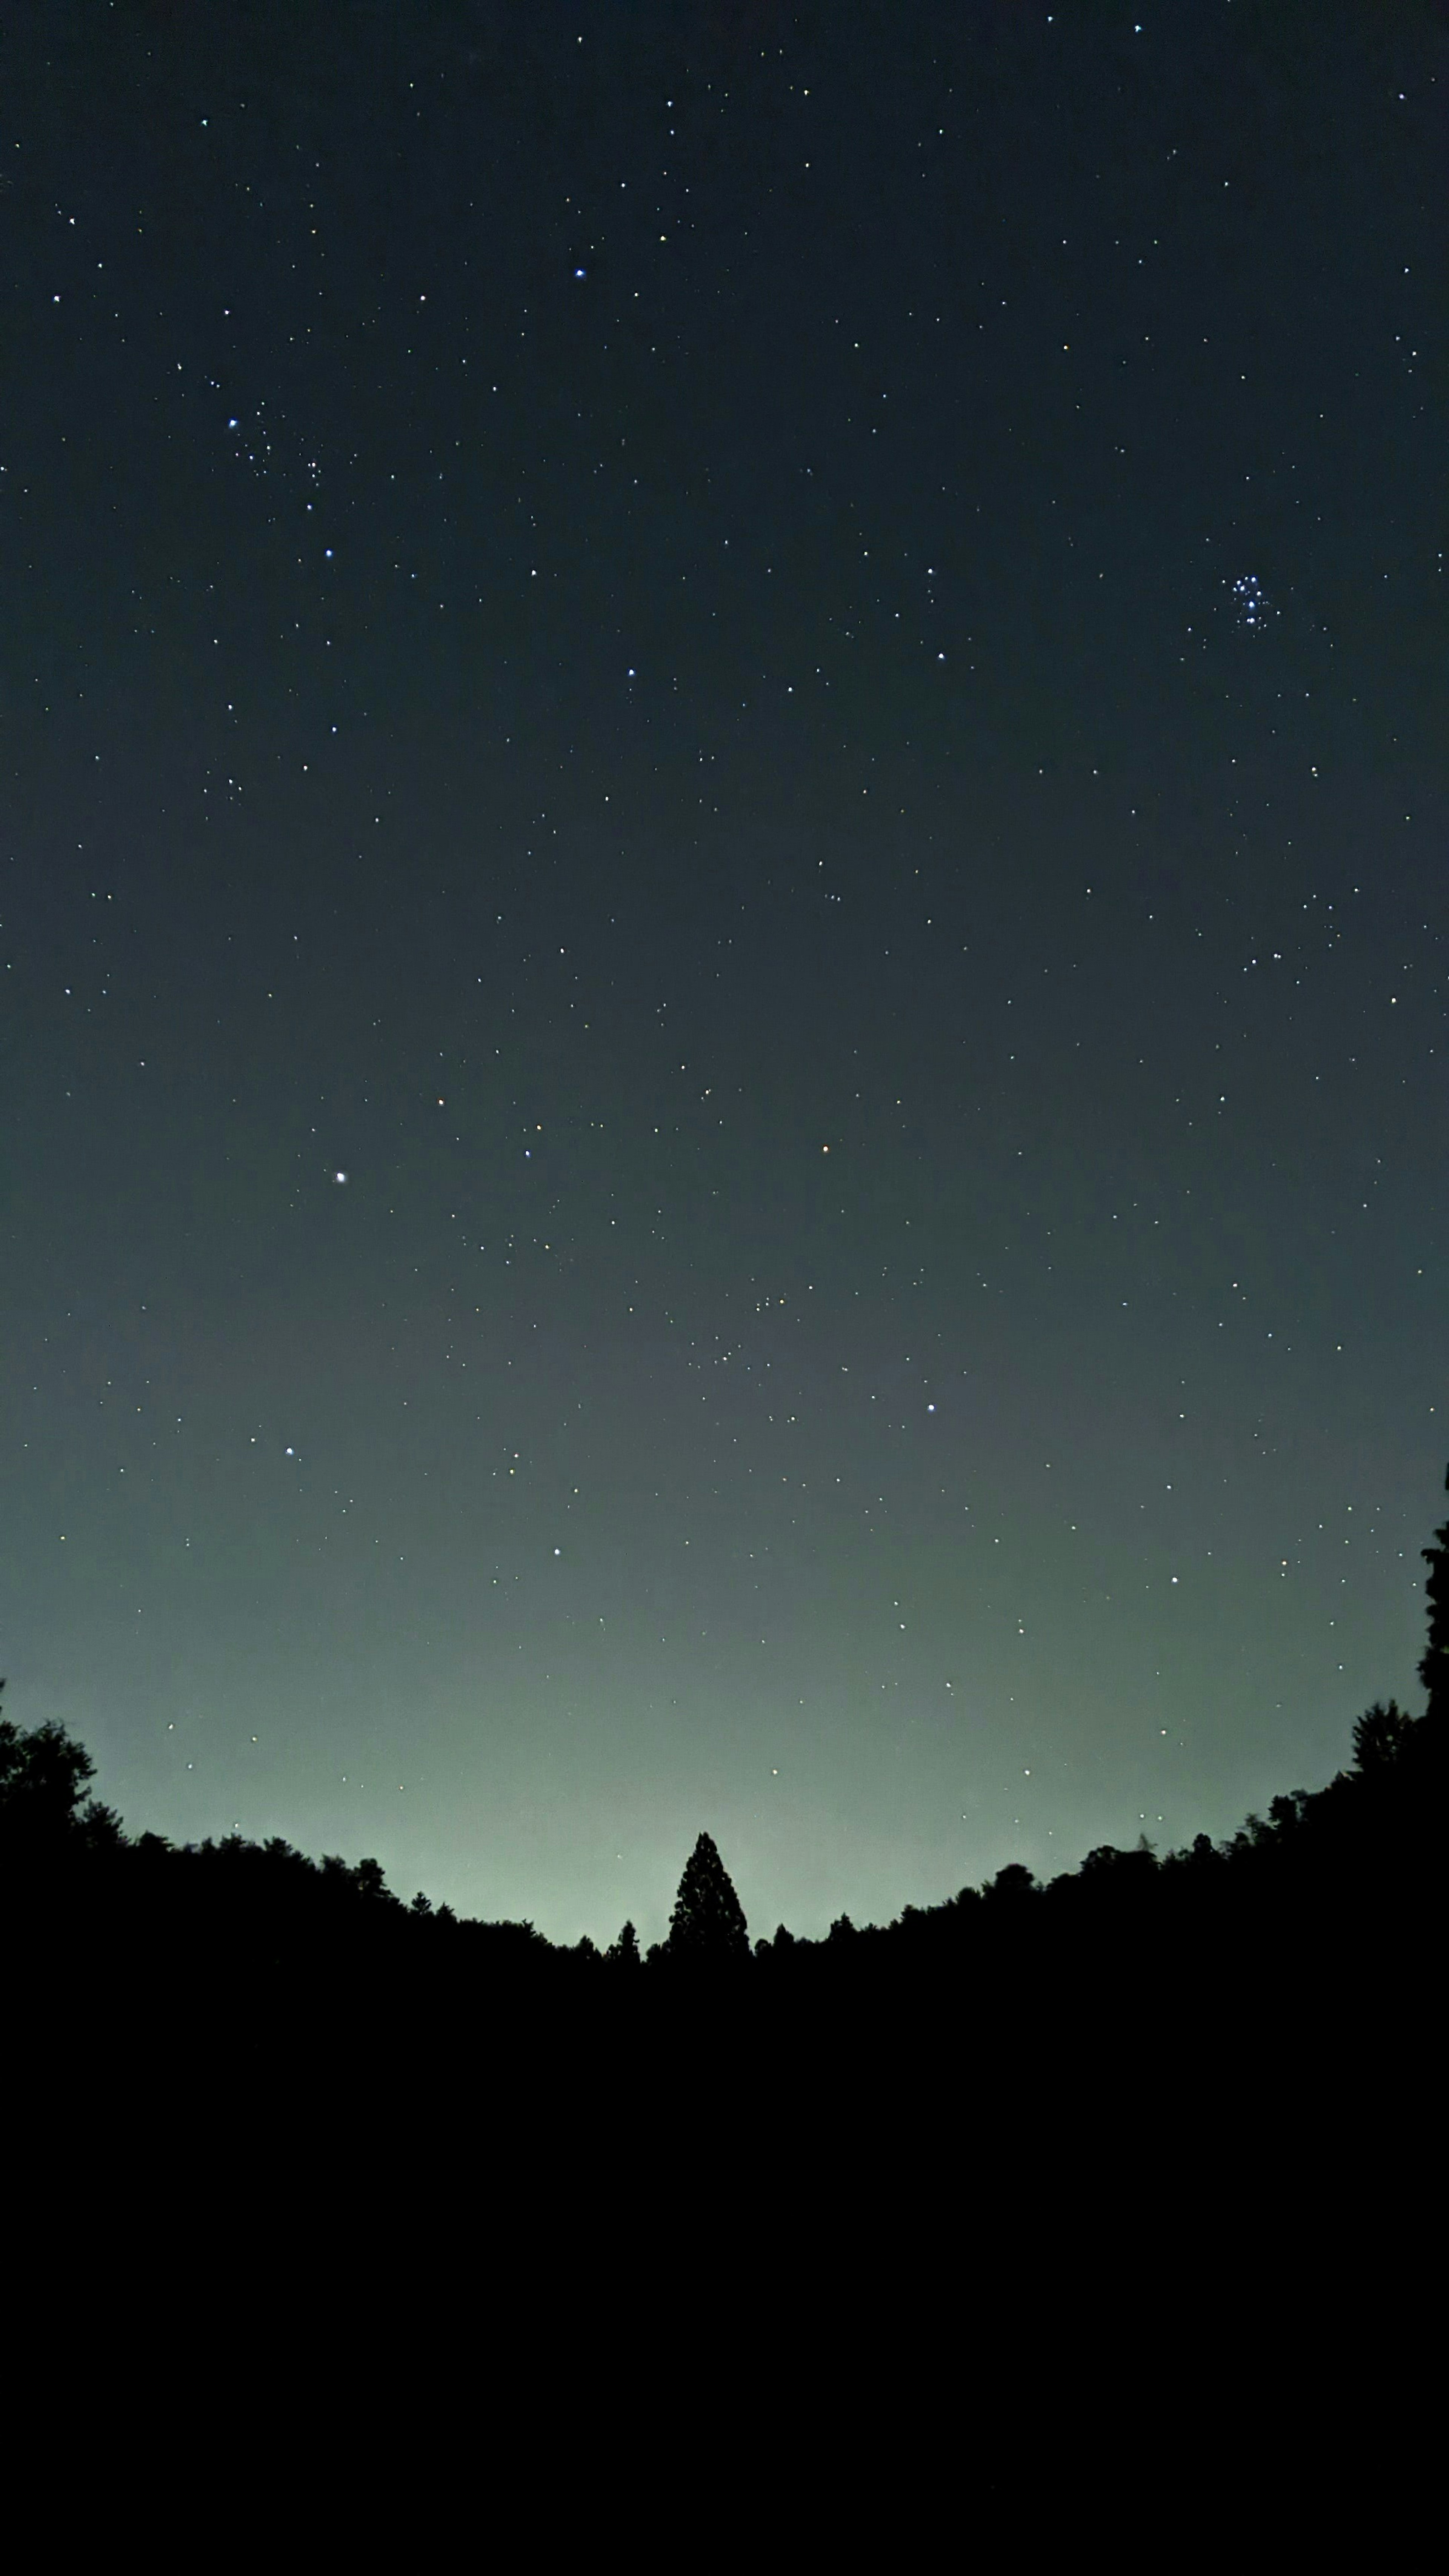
(667, 1832), (750, 1962)
(1420, 1461), (1449, 1726)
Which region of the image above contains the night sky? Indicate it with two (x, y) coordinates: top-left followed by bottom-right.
(4, 2), (1444, 1946)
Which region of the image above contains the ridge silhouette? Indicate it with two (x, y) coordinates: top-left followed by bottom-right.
(7, 1468), (1438, 2546)
(3, 1463), (1442, 2044)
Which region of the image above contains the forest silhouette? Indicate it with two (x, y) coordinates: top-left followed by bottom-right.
(4, 1467), (1443, 2061)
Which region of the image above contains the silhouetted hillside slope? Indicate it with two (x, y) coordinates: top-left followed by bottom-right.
(4, 1467), (1443, 2063)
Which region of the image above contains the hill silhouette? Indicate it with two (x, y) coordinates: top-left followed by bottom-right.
(6, 1469), (1440, 2542)
(3, 1465), (1442, 2057)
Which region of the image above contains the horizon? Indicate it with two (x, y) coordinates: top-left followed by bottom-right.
(5, 1468), (1438, 1950)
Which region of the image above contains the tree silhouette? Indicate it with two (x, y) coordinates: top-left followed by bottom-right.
(666, 1833), (749, 1962)
(984, 1862), (1039, 1901)
(1351, 1700), (1414, 1773)
(0, 1458), (1445, 2020)
(1420, 1461), (1449, 1723)
(0, 1686), (120, 1854)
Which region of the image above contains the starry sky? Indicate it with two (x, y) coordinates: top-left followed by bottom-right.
(3, 0), (1444, 1945)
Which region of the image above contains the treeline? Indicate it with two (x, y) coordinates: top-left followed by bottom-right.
(3, 1467), (1444, 2009)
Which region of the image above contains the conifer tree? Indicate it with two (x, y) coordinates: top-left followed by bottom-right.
(666, 1832), (749, 1962)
